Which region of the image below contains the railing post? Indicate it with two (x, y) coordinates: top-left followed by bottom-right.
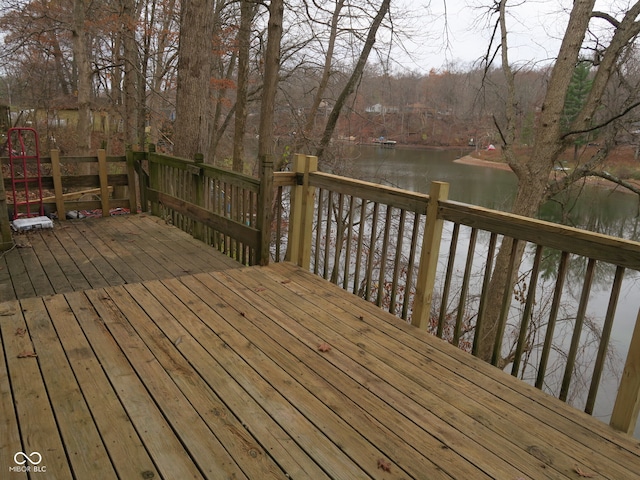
(50, 149), (66, 221)
(257, 154), (274, 266)
(411, 181), (449, 329)
(0, 158), (12, 250)
(149, 150), (160, 217)
(192, 154), (205, 242)
(610, 308), (640, 434)
(97, 149), (110, 217)
(125, 148), (138, 214)
(286, 154), (317, 268)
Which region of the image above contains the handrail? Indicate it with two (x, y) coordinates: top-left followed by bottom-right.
(439, 200), (640, 270)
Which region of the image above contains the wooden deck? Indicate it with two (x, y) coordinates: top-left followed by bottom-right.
(1, 218), (639, 479)
(0, 214), (241, 302)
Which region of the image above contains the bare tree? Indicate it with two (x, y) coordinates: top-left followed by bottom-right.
(232, 0), (258, 172)
(316, 0), (391, 160)
(173, 0), (215, 159)
(477, 0), (640, 363)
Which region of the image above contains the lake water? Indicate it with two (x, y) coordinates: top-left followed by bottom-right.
(343, 144), (640, 436)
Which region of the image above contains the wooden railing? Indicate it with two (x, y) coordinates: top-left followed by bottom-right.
(144, 149), (264, 265)
(0, 146), (270, 264)
(273, 153), (640, 435)
(1, 149), (136, 222)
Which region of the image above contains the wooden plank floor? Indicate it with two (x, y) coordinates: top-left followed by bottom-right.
(0, 214), (241, 302)
(1, 260), (638, 479)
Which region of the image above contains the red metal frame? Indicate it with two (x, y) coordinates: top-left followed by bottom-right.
(7, 127), (44, 219)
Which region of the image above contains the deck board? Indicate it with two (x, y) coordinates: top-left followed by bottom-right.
(1, 219), (639, 478)
(0, 214), (242, 302)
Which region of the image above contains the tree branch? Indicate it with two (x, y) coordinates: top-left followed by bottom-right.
(561, 99), (640, 140)
(584, 171), (640, 196)
(591, 11), (620, 28)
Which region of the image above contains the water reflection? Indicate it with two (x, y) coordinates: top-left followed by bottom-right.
(347, 145), (640, 240)
(345, 145), (640, 436)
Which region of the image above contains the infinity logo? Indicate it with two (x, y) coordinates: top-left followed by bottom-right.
(14, 451), (42, 465)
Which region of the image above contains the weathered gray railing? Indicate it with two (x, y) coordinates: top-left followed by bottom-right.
(273, 153), (640, 435)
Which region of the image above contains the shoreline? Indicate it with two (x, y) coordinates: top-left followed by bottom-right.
(454, 155), (640, 194)
(453, 155), (513, 171)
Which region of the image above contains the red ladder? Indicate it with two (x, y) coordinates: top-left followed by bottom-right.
(7, 127), (44, 219)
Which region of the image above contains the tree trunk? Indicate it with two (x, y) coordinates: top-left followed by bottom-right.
(476, 0), (595, 363)
(72, 0), (92, 156)
(257, 0), (284, 266)
(315, 0), (391, 161)
(293, 0), (345, 155)
(257, 0), (284, 157)
(173, 0), (215, 160)
(148, 0), (177, 150)
(122, 0), (140, 148)
(232, 0), (257, 172)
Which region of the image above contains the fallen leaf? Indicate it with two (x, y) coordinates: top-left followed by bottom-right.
(281, 279), (291, 284)
(255, 287), (266, 292)
(377, 458), (391, 472)
(17, 351), (37, 358)
(317, 343), (331, 352)
(174, 336), (183, 346)
(15, 328), (26, 337)
(574, 466), (595, 478)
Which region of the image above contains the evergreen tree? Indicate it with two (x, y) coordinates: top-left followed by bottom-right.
(562, 60), (594, 159)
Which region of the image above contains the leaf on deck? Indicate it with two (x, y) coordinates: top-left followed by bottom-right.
(377, 458), (391, 472)
(574, 466), (595, 478)
(17, 351), (37, 358)
(317, 343), (331, 352)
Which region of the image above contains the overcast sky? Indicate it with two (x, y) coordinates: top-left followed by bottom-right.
(394, 0), (617, 72)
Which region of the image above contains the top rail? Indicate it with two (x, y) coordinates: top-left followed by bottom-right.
(439, 200), (640, 270)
